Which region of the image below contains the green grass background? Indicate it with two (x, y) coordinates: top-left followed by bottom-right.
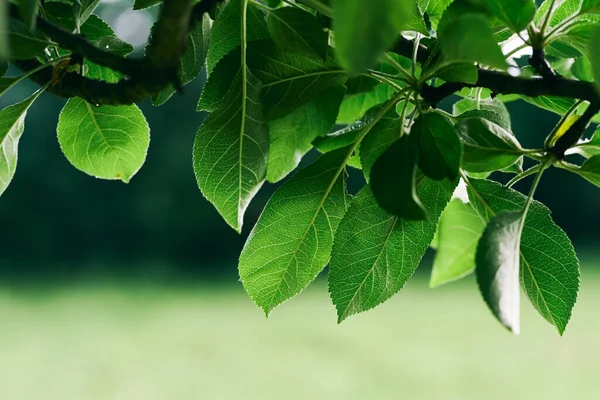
(1, 269), (599, 400)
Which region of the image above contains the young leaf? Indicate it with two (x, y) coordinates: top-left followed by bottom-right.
(329, 177), (457, 322)
(57, 98), (149, 183)
(430, 199), (486, 287)
(267, 84), (345, 183)
(0, 88), (44, 196)
(333, 0), (415, 73)
(206, 0), (269, 74)
(480, 0), (536, 32)
(5, 19), (52, 59)
(239, 148), (349, 315)
(468, 179), (580, 335)
(267, 7), (328, 60)
(193, 67), (269, 232)
(438, 14), (507, 69)
(476, 211), (523, 334)
(370, 136), (426, 220)
(456, 118), (523, 173)
(411, 112), (462, 181)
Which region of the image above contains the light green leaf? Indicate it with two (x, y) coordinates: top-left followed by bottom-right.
(267, 7), (328, 60)
(456, 118), (523, 173)
(590, 26), (600, 92)
(267, 84), (345, 183)
(438, 14), (507, 70)
(336, 82), (395, 124)
(193, 67), (269, 232)
(5, 19), (52, 59)
(481, 0), (536, 32)
(74, 0), (100, 28)
(476, 211), (523, 334)
(569, 126), (600, 157)
(430, 199), (486, 287)
(313, 121), (363, 153)
(206, 0), (269, 74)
(329, 177), (457, 322)
(564, 155), (600, 187)
(239, 149), (349, 315)
(333, 0), (415, 73)
(453, 97), (512, 131)
(0, 88), (44, 196)
(133, 0), (162, 10)
(468, 179), (580, 335)
(57, 98), (150, 183)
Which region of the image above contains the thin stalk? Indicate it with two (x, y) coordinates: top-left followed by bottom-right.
(505, 164), (542, 188)
(411, 33), (422, 78)
(365, 71), (405, 92)
(1, 55), (71, 96)
(383, 53), (414, 84)
(518, 159), (551, 233)
(540, 0), (558, 36)
(505, 43), (529, 59)
(296, 0), (332, 16)
(544, 13), (582, 45)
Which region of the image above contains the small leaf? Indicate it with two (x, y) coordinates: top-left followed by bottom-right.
(133, 0), (162, 10)
(239, 149), (349, 315)
(193, 67), (269, 232)
(329, 177), (457, 322)
(0, 88), (44, 196)
(57, 98), (150, 183)
(267, 7), (328, 60)
(456, 118), (523, 172)
(476, 211), (523, 334)
(333, 0), (415, 73)
(564, 155), (600, 187)
(430, 199), (486, 287)
(569, 126), (600, 157)
(74, 0), (101, 28)
(5, 19), (52, 59)
(453, 97), (511, 131)
(370, 136), (426, 220)
(411, 112), (462, 181)
(481, 0), (536, 32)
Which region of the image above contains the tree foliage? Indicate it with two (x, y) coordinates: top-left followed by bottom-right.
(3, 0), (600, 334)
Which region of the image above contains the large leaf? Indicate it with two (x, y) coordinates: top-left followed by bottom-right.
(267, 84), (345, 183)
(453, 97), (512, 131)
(5, 19), (52, 59)
(193, 67), (269, 232)
(329, 178), (456, 322)
(333, 0), (415, 73)
(266, 7), (328, 60)
(81, 15), (133, 56)
(0, 88), (44, 196)
(481, 0), (536, 32)
(19, 0), (39, 29)
(430, 199), (486, 287)
(336, 82), (395, 124)
(468, 179), (580, 335)
(206, 0), (269, 74)
(359, 107), (403, 180)
(239, 149), (349, 315)
(476, 211), (523, 334)
(57, 98), (150, 183)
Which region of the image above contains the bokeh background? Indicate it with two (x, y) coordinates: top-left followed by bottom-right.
(1, 1), (599, 399)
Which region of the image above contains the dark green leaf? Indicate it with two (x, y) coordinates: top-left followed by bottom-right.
(74, 0), (100, 28)
(43, 2), (76, 31)
(5, 19), (52, 59)
(564, 155), (600, 187)
(0, 61), (7, 77)
(133, 0), (162, 10)
(329, 177), (456, 322)
(239, 149), (349, 315)
(453, 97), (512, 131)
(590, 26), (600, 92)
(19, 0), (39, 30)
(481, 0), (536, 32)
(193, 67), (269, 232)
(333, 0), (415, 72)
(81, 15), (133, 56)
(267, 7), (328, 60)
(359, 107), (403, 180)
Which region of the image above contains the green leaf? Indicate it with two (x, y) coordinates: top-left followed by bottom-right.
(267, 7), (328, 60)
(5, 19), (52, 59)
(74, 0), (100, 28)
(19, 0), (40, 30)
(438, 14), (507, 70)
(81, 15), (133, 56)
(370, 136), (426, 220)
(468, 179), (580, 335)
(193, 67), (269, 232)
(476, 211), (523, 334)
(329, 177), (457, 322)
(333, 0), (415, 73)
(0, 3), (6, 59)
(133, 0), (162, 10)
(564, 155), (600, 187)
(206, 0), (269, 74)
(411, 112), (462, 181)
(0, 61), (7, 77)
(430, 199), (486, 287)
(239, 149), (348, 315)
(590, 26), (600, 92)
(569, 126), (600, 157)
(313, 121), (363, 153)
(359, 107), (404, 180)
(456, 118), (523, 173)
(43, 2), (76, 31)
(453, 97), (511, 131)
(481, 0), (536, 32)
(336, 82), (395, 124)
(153, 13), (210, 106)
(0, 88), (44, 196)
(0, 77), (19, 97)
(57, 98), (150, 183)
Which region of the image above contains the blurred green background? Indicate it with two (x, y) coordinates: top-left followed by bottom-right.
(2, 1), (600, 399)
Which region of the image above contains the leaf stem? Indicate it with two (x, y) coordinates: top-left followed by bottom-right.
(383, 53), (415, 85)
(505, 164), (542, 188)
(295, 0), (332, 16)
(540, 0), (558, 36)
(518, 159), (551, 233)
(411, 33), (422, 78)
(365, 71), (406, 92)
(1, 55), (71, 97)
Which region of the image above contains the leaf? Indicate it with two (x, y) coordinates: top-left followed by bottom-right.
(43, 2), (76, 31)
(468, 179), (580, 335)
(239, 149), (348, 315)
(476, 211), (523, 334)
(359, 107), (404, 180)
(152, 13), (210, 106)
(480, 0), (536, 32)
(133, 0), (162, 10)
(569, 126), (600, 157)
(73, 0), (100, 28)
(0, 61), (7, 77)
(456, 118), (523, 173)
(0, 77), (19, 97)
(329, 177), (457, 322)
(193, 67), (269, 232)
(81, 15), (133, 56)
(56, 98), (150, 183)
(453, 97), (512, 131)
(411, 112), (462, 181)
(564, 155), (600, 187)
(438, 14), (507, 70)
(333, 0), (415, 73)
(336, 82), (396, 124)
(19, 0), (40, 30)
(0, 88), (44, 196)
(5, 19), (52, 59)
(206, 0), (269, 74)
(370, 136), (426, 220)
(267, 84), (345, 183)
(267, 7), (328, 60)
(0, 3), (6, 59)
(430, 199), (486, 287)
(590, 26), (600, 92)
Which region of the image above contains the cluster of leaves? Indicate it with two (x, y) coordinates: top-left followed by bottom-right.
(3, 0), (600, 334)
